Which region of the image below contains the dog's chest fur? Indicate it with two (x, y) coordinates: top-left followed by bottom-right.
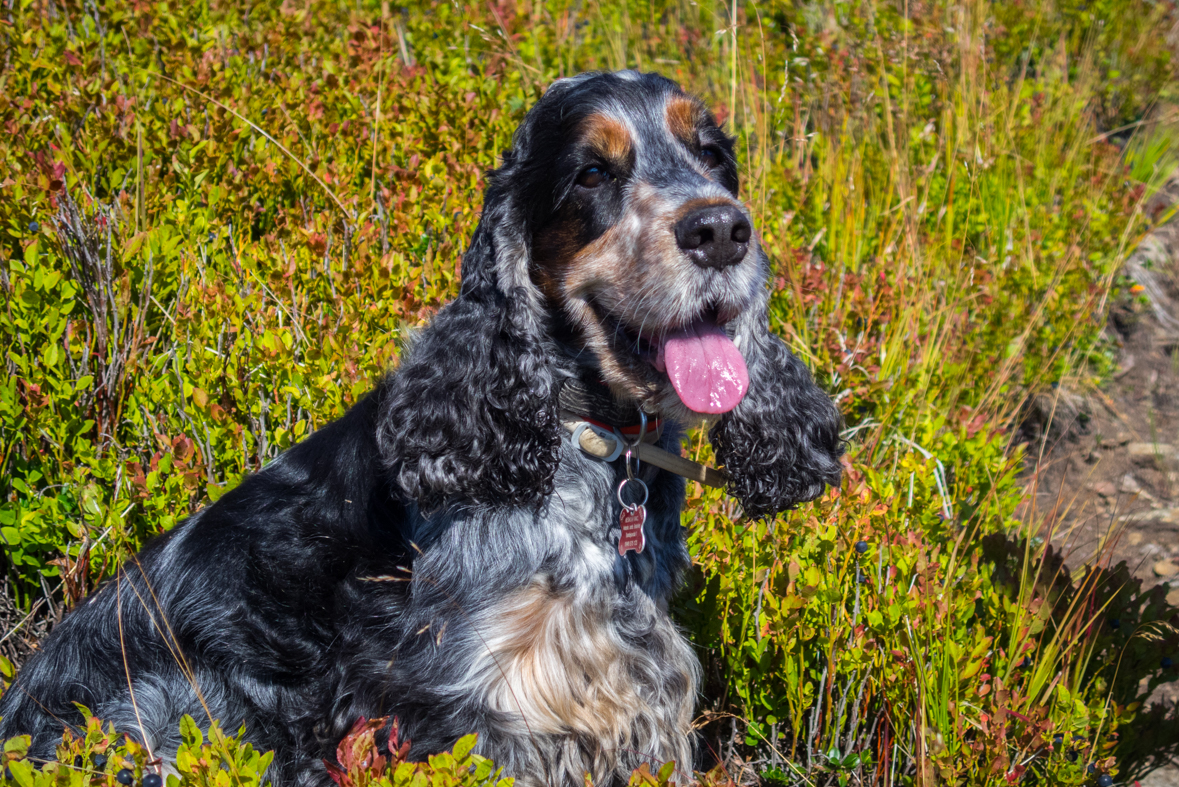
(384, 437), (699, 786)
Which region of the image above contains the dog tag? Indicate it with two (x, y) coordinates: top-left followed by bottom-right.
(618, 505), (646, 555)
(616, 464), (649, 556)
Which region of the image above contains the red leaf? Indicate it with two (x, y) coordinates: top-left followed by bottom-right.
(388, 717), (411, 764)
(323, 760), (348, 787)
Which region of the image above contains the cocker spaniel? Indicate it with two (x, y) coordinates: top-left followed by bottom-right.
(0, 70), (842, 786)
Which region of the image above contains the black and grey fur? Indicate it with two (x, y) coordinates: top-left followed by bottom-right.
(0, 71), (842, 786)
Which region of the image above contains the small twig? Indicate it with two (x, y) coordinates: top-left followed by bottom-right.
(0, 598), (46, 647)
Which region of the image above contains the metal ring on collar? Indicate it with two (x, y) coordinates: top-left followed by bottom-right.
(616, 477), (649, 509)
(621, 410), (647, 479)
(570, 421), (624, 463)
(620, 410), (648, 449)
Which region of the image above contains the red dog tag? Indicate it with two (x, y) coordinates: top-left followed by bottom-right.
(618, 505), (646, 555)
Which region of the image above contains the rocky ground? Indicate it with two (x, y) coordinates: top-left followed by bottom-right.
(1021, 176), (1179, 785)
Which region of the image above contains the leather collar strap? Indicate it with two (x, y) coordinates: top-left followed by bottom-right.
(558, 378), (727, 489)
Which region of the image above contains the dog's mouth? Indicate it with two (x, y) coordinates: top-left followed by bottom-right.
(594, 303), (750, 414)
(654, 315), (749, 414)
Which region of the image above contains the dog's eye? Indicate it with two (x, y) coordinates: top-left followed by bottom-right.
(576, 166), (611, 188)
(698, 147), (722, 169)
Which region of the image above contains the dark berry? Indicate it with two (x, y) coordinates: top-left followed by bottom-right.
(1109, 618), (1120, 629)
(143, 773), (163, 787)
(3, 768), (11, 781)
(27, 221), (39, 233)
(1097, 776), (1114, 787)
(1053, 734), (1064, 746)
(1068, 750), (1078, 762)
(74, 755), (84, 767)
(854, 540), (869, 554)
(93, 754), (108, 769)
(1163, 657), (1174, 669)
(1087, 764), (1097, 775)
(117, 768), (134, 785)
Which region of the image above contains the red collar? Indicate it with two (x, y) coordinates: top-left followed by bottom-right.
(578, 414), (662, 438)
(557, 376), (658, 435)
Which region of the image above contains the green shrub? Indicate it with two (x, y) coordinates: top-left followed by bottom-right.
(1, 0), (1176, 784)
(2, 712), (273, 787)
(0, 712), (739, 787)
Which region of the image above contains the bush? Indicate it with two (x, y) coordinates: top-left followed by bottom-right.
(1, 0), (1176, 784)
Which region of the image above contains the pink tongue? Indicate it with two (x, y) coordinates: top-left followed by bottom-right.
(659, 321), (749, 414)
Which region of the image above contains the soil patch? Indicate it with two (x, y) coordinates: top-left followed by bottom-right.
(1022, 178), (1179, 784)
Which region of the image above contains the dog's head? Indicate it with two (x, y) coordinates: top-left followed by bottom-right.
(520, 72), (760, 421)
(381, 71), (842, 517)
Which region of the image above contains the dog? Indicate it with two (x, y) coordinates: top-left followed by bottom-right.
(0, 70), (842, 786)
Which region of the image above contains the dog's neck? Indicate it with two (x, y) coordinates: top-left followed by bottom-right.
(557, 373), (649, 430)
(543, 304), (662, 432)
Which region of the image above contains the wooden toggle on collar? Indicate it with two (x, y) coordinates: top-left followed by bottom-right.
(560, 413), (728, 489)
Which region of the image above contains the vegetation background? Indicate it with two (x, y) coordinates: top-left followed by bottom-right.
(2, 0), (1179, 784)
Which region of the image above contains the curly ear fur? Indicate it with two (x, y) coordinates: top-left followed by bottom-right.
(710, 308), (844, 519)
(376, 169), (563, 511)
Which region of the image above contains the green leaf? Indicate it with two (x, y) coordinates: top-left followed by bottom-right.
(6, 758), (35, 787)
(179, 714), (203, 746)
(451, 733), (477, 761)
(3, 735), (30, 755)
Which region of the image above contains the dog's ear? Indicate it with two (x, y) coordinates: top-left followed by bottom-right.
(709, 292), (844, 519)
(376, 157), (563, 512)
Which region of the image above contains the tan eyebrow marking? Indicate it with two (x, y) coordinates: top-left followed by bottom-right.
(581, 113), (632, 164)
(665, 94), (702, 145)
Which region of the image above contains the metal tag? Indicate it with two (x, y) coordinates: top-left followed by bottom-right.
(618, 505), (647, 555)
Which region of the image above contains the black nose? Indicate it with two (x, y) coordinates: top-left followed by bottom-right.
(674, 205), (751, 270)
